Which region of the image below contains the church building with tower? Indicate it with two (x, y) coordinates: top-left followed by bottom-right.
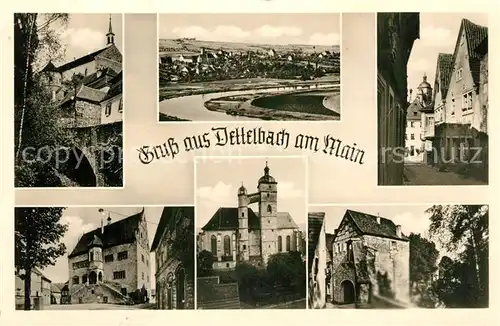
(198, 162), (301, 270)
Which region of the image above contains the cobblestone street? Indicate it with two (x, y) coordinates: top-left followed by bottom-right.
(404, 163), (487, 185)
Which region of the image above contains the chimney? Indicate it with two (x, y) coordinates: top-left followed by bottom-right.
(100, 219), (104, 234)
(107, 216), (112, 226)
(396, 225), (402, 238)
(376, 215), (381, 224)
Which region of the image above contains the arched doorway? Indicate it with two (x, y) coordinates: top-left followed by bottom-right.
(176, 267), (185, 309)
(341, 280), (355, 304)
(61, 147), (97, 187)
(89, 271), (97, 285)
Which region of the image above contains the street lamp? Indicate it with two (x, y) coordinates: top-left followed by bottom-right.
(98, 208), (112, 225)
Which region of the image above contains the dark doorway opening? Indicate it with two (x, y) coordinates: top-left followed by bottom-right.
(341, 280), (355, 304)
(176, 267), (185, 309)
(89, 271), (97, 285)
(61, 147), (97, 187)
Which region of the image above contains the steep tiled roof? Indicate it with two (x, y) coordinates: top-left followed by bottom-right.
(79, 67), (118, 89)
(56, 44), (122, 73)
(276, 212), (298, 229)
(96, 44), (123, 64)
(89, 234), (103, 247)
(345, 209), (408, 241)
(68, 210), (144, 258)
(451, 19), (488, 87)
(436, 53), (454, 99)
(407, 98), (422, 120)
(58, 84), (107, 107)
(56, 47), (107, 72)
(101, 71), (122, 101)
(201, 207), (260, 231)
(40, 60), (57, 72)
(151, 206), (195, 252)
(308, 212), (325, 271)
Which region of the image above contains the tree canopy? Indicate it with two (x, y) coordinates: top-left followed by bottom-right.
(15, 207), (68, 310)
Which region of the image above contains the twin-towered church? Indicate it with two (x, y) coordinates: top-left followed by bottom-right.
(198, 162), (301, 270)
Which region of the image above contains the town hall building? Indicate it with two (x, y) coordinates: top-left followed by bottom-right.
(198, 162), (301, 270)
(67, 209), (151, 305)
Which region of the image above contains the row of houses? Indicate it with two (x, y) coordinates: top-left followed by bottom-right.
(159, 46), (340, 84)
(378, 13), (488, 184)
(15, 268), (69, 309)
(421, 19), (488, 174)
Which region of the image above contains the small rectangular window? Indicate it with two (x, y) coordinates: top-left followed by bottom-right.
(105, 102), (112, 117)
(118, 251), (128, 261)
(113, 271), (126, 280)
(104, 254), (114, 262)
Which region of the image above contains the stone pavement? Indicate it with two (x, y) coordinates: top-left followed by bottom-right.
(43, 302), (156, 310)
(404, 164), (487, 185)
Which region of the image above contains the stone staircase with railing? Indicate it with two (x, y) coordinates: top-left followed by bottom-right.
(69, 282), (131, 305)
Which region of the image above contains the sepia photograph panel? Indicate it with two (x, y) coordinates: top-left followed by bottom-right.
(377, 13), (488, 186)
(158, 13), (341, 122)
(15, 206), (195, 310)
(308, 204), (488, 309)
(195, 157), (307, 309)
(14, 13), (124, 188)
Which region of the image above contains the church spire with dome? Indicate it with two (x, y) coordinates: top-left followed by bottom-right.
(416, 73), (432, 105)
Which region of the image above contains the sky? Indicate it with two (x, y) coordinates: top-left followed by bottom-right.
(42, 206), (164, 286)
(407, 13), (488, 97)
(38, 13), (123, 65)
(195, 157), (307, 232)
(308, 204), (451, 259)
(158, 13), (341, 46)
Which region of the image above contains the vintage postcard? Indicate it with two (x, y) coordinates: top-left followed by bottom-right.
(0, 2), (496, 326)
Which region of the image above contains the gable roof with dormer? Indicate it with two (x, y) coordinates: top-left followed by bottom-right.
(451, 19), (488, 88)
(68, 209), (145, 258)
(407, 98), (423, 120)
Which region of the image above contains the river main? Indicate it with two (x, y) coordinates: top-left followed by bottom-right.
(158, 84), (338, 122)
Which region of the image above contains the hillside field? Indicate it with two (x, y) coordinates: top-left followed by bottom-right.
(159, 38), (340, 54)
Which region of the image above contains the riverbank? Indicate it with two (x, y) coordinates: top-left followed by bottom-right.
(202, 88), (340, 121)
(159, 113), (191, 121)
(158, 76), (340, 102)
